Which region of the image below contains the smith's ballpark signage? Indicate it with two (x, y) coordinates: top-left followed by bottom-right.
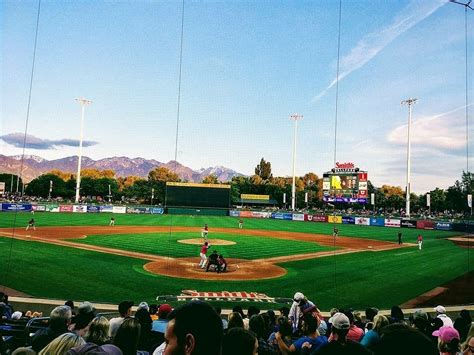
(156, 290), (292, 304)
(334, 162), (356, 172)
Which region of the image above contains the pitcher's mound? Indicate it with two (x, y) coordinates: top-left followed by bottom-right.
(178, 238), (236, 246)
(144, 258), (286, 280)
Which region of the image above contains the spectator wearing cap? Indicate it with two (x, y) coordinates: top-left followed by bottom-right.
(410, 309), (432, 339)
(289, 292), (316, 334)
(344, 311), (364, 343)
(109, 301), (134, 339)
(435, 306), (454, 328)
(0, 292), (13, 319)
(433, 326), (461, 355)
(70, 302), (97, 337)
(85, 316), (111, 346)
(360, 314), (389, 351)
(32, 305), (73, 353)
(152, 304), (172, 334)
(314, 313), (370, 355)
(162, 301), (223, 355)
(389, 306), (406, 324)
(268, 316), (292, 352)
(67, 342), (123, 354)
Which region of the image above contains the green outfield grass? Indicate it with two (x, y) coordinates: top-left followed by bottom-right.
(0, 212), (470, 310)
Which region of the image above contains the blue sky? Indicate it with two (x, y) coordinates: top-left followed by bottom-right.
(1, 0), (472, 193)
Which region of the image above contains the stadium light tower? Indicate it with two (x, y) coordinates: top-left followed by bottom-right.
(290, 114), (303, 211)
(75, 98), (92, 203)
(401, 98), (417, 218)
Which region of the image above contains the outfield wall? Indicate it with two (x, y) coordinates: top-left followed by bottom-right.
(2, 203), (473, 232)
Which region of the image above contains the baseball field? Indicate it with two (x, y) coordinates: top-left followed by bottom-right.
(0, 212), (471, 310)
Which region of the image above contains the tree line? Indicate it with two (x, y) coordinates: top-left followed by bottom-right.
(1, 157), (472, 214)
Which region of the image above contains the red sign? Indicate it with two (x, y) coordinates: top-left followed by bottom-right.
(335, 162), (355, 169)
(358, 172), (368, 181)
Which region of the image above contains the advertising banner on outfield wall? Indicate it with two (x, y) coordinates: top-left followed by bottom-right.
(418, 220), (436, 230)
(87, 205), (101, 213)
(354, 217), (370, 225)
(100, 206), (114, 213)
(32, 205), (46, 212)
(112, 206), (127, 214)
(401, 219), (417, 228)
(229, 210), (240, 217)
(73, 205), (87, 213)
(46, 204), (59, 212)
(327, 215), (342, 224)
(1, 203), (32, 212)
(342, 216), (355, 224)
(151, 207), (164, 214)
(271, 212), (293, 220)
(239, 211), (253, 218)
(304, 215), (327, 222)
(127, 206), (152, 214)
(252, 211), (271, 218)
(59, 205), (73, 212)
(384, 219), (401, 227)
(292, 213), (305, 221)
(434, 221), (451, 230)
(370, 217), (385, 227)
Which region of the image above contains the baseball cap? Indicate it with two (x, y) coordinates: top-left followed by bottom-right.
(118, 301), (134, 315)
(11, 311), (22, 320)
(78, 301), (96, 315)
(158, 304), (172, 319)
(293, 292), (305, 302)
(329, 312), (350, 330)
(432, 326), (460, 342)
(434, 305), (446, 314)
(413, 309), (428, 321)
(137, 302), (149, 311)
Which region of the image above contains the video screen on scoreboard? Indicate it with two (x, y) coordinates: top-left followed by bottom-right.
(322, 172), (368, 203)
(166, 183), (231, 208)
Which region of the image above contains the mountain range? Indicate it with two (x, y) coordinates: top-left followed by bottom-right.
(0, 155), (243, 183)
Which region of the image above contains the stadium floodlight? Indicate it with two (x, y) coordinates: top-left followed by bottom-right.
(74, 98), (92, 204)
(401, 98), (418, 218)
(290, 114), (303, 211)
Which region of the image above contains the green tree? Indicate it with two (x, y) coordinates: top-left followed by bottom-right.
(202, 174), (218, 184)
(0, 173), (23, 194)
(255, 158), (272, 180)
(25, 174), (71, 198)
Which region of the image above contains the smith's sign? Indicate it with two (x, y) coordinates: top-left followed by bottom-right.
(156, 290), (292, 304)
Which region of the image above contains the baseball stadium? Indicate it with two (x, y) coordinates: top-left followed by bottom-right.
(1, 1), (474, 354)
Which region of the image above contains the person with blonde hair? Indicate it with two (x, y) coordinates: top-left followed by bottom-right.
(85, 316), (110, 345)
(361, 314), (389, 350)
(462, 335), (474, 355)
(38, 333), (85, 355)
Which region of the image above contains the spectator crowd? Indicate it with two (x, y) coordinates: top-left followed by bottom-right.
(1, 291), (473, 355)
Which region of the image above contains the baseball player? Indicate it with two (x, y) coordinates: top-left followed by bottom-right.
(201, 223), (209, 240)
(238, 219), (243, 229)
(109, 217), (115, 226)
(417, 234), (423, 250)
(26, 218), (36, 231)
(199, 242), (210, 269)
(333, 227), (339, 237)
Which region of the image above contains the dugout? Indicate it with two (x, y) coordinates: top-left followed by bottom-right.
(165, 182), (230, 216)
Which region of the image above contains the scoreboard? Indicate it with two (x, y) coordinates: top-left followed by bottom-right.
(322, 163), (368, 203)
(165, 182), (231, 208)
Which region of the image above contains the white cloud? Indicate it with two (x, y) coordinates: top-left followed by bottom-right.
(387, 104), (471, 151)
(312, 0), (447, 103)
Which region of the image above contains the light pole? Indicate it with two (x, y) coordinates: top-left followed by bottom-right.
(75, 98), (92, 204)
(401, 98), (417, 218)
(48, 180), (53, 200)
(290, 114), (303, 211)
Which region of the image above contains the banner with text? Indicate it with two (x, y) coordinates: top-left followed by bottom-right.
(327, 215), (342, 224)
(354, 217), (370, 225)
(384, 218), (401, 228)
(271, 212), (293, 220)
(292, 213), (305, 221)
(1, 203), (32, 212)
(342, 216), (355, 224)
(112, 206), (127, 214)
(370, 217), (385, 227)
